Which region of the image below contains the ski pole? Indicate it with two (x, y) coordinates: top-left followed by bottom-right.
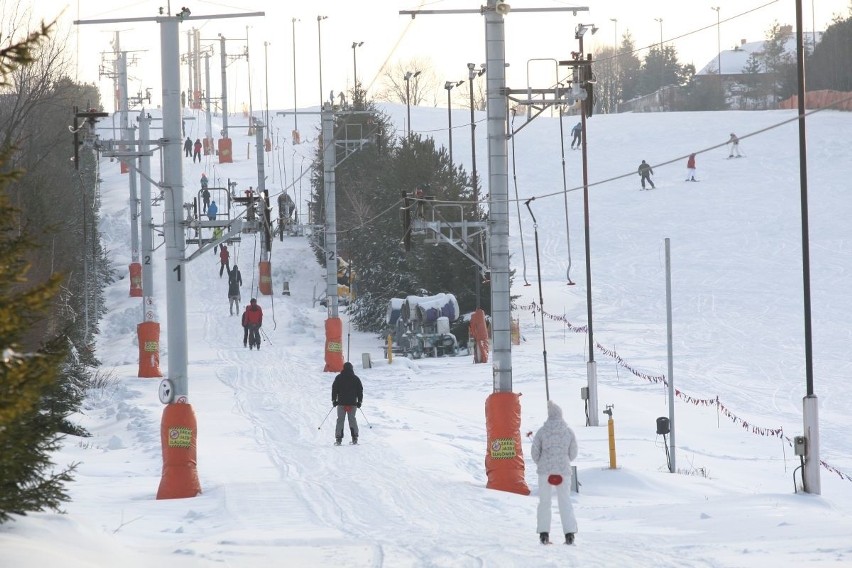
(317, 406), (335, 430)
(261, 327), (273, 346)
(358, 406), (373, 429)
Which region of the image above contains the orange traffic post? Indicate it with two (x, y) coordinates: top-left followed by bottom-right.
(137, 321), (163, 378)
(217, 137), (233, 164)
(156, 403), (202, 499)
(604, 405), (617, 469)
(258, 260), (272, 295)
(324, 317), (344, 372)
(129, 262), (143, 297)
(485, 392), (530, 495)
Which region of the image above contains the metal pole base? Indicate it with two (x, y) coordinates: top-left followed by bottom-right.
(803, 394), (821, 495)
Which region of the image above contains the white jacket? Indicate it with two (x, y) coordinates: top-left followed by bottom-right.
(531, 401), (578, 477)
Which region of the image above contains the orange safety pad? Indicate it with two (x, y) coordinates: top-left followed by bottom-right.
(129, 262), (143, 297)
(258, 261), (272, 296)
(137, 321), (163, 378)
(323, 317), (344, 372)
(156, 403), (202, 499)
(470, 308), (490, 364)
(485, 392), (530, 495)
(217, 138), (233, 164)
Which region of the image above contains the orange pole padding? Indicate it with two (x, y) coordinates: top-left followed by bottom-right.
(156, 403), (202, 499)
(129, 262), (143, 297)
(137, 321), (163, 378)
(470, 308), (490, 364)
(485, 392), (530, 495)
(258, 261), (272, 295)
(217, 137), (233, 164)
(120, 159), (129, 174)
(323, 317), (344, 372)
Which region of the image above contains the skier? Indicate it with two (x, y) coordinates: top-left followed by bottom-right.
(219, 243), (230, 278)
(200, 172), (209, 189)
(207, 199), (218, 221)
(200, 187), (210, 215)
(638, 160), (655, 190)
(212, 226), (223, 253)
(183, 136), (193, 157)
(241, 298), (263, 349)
(570, 121), (582, 149)
(531, 400), (579, 545)
(331, 361), (363, 445)
(227, 264), (242, 315)
(727, 133), (741, 158)
(685, 153), (697, 181)
(193, 138), (202, 163)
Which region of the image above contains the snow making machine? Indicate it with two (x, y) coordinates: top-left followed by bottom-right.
(386, 293), (461, 358)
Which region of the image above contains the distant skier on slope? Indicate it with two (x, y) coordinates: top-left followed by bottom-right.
(727, 133), (742, 158)
(570, 121), (582, 149)
(227, 264), (242, 316)
(242, 298), (263, 349)
(331, 362), (363, 445)
(638, 160), (655, 190)
(531, 400), (579, 545)
(685, 153), (697, 181)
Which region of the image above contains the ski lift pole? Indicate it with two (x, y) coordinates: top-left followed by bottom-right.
(524, 197), (550, 401)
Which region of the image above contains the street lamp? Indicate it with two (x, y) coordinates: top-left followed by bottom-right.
(404, 70), (421, 138)
(655, 17), (664, 91)
(610, 17), (618, 113)
(711, 7), (722, 88)
(444, 80), (463, 164)
(291, 18), (299, 132)
(575, 22), (600, 426)
(467, 62), (486, 206)
(351, 41), (364, 89)
(317, 15), (327, 108)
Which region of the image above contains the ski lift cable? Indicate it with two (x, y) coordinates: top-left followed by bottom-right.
(557, 105), (575, 286)
(509, 111), (531, 287)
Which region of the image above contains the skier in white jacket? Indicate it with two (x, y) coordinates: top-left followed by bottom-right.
(531, 400), (579, 545)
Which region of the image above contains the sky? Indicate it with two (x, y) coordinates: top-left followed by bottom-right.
(17, 0), (852, 113)
(1, 94), (852, 564)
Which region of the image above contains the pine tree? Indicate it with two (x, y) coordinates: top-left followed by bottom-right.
(0, 154), (76, 524)
(0, 19), (77, 525)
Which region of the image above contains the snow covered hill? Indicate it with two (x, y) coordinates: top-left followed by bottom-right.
(1, 102), (851, 567)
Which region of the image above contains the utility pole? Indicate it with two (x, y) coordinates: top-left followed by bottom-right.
(219, 34), (229, 138)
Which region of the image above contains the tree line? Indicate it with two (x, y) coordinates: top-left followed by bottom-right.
(0, 13), (109, 523)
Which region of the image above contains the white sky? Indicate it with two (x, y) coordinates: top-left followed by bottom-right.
(20, 0), (852, 113)
(2, 99), (852, 565)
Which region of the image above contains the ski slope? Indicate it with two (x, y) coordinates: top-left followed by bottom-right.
(1, 103), (851, 567)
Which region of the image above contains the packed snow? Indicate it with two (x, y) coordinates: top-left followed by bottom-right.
(1, 100), (851, 567)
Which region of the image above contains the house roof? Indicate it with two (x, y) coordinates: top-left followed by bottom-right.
(696, 32), (823, 76)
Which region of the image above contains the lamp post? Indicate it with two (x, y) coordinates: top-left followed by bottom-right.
(576, 22), (600, 426)
(444, 80), (463, 163)
(404, 70), (420, 138)
(351, 41), (363, 89)
(467, 62), (486, 206)
(712, 7), (722, 89)
(317, 15), (327, 108)
(610, 17), (618, 113)
(291, 18), (299, 132)
(655, 17), (664, 91)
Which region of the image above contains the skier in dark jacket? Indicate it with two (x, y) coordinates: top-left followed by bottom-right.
(570, 122), (582, 149)
(227, 264), (242, 315)
(183, 136), (193, 157)
(331, 362), (363, 445)
(638, 160), (655, 190)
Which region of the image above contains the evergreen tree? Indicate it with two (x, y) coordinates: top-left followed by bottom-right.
(0, 155), (76, 524)
(741, 52), (764, 110)
(310, 94), (490, 334)
(0, 19), (80, 525)
(617, 32), (642, 102)
(761, 21), (795, 105)
(807, 14), (852, 91)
